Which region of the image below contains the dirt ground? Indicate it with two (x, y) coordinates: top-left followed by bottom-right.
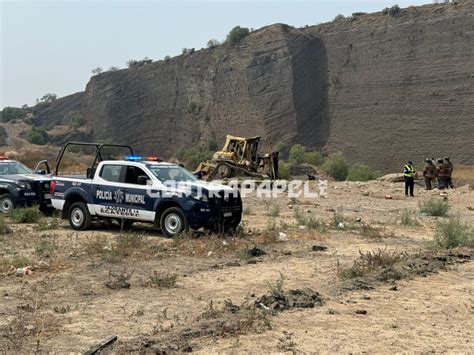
(0, 179), (473, 353)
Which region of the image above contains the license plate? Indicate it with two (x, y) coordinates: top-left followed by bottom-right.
(44, 193), (51, 199)
(223, 212), (232, 217)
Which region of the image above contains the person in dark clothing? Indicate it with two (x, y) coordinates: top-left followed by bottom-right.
(403, 161), (415, 197)
(444, 157), (454, 188)
(422, 158), (436, 190)
(436, 158), (447, 190)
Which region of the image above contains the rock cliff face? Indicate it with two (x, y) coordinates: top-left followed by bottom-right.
(32, 1), (474, 171)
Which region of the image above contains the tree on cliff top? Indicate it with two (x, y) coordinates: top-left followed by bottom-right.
(226, 26), (250, 47)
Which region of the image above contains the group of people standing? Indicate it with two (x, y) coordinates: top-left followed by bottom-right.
(422, 157), (454, 190)
(403, 157), (454, 197)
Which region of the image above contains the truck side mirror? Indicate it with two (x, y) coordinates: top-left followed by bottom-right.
(36, 169), (46, 175)
(137, 176), (149, 185)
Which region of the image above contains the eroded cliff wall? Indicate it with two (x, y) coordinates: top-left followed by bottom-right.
(32, 1), (474, 171)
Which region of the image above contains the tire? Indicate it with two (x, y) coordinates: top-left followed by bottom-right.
(160, 207), (188, 238)
(214, 163), (233, 178)
(0, 194), (15, 214)
(68, 202), (92, 231)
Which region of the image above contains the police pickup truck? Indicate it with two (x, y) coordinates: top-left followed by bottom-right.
(50, 143), (242, 236)
(0, 157), (52, 214)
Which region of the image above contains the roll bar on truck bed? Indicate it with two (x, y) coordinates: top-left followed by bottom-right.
(54, 142), (135, 176)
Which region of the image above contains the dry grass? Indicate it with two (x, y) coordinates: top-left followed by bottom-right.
(338, 249), (402, 280)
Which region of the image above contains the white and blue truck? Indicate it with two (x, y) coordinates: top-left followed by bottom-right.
(49, 142), (242, 236)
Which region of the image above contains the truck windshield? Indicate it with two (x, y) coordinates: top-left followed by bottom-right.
(0, 162), (33, 175)
(147, 165), (197, 182)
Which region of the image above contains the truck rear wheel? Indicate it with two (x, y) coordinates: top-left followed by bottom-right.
(160, 207), (188, 238)
(68, 202), (92, 231)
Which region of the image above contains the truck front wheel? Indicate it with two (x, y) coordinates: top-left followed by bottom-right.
(68, 202), (92, 231)
(0, 194), (15, 214)
(160, 207), (188, 238)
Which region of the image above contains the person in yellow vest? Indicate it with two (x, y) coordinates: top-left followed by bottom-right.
(403, 161), (415, 197)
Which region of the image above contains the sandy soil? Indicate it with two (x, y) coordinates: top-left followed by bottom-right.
(0, 179), (473, 352)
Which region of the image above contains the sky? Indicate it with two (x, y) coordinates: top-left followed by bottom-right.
(1, 0), (430, 108)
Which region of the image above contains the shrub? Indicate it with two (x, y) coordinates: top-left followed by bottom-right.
(207, 137), (218, 151)
(0, 126), (8, 146)
(278, 161), (292, 180)
(187, 98), (202, 114)
(289, 144), (324, 166)
(10, 207), (42, 223)
(207, 39), (220, 48)
(322, 152), (349, 181)
(0, 215), (12, 235)
(108, 66), (120, 72)
(352, 12), (366, 17)
(177, 147), (213, 170)
(34, 218), (59, 231)
(347, 164), (382, 181)
(294, 208), (325, 231)
(267, 204), (280, 217)
(1, 107), (27, 122)
(0, 255), (31, 271)
(25, 128), (49, 145)
(91, 67), (103, 75)
(400, 209), (419, 226)
(432, 218), (474, 249)
(334, 14), (345, 21)
(70, 115), (84, 129)
(40, 93), (57, 103)
(226, 26), (250, 47)
(164, 55), (171, 61)
(146, 272), (177, 288)
(35, 239), (56, 258)
(338, 249), (402, 279)
(126, 57), (153, 69)
(383, 4), (401, 16)
(419, 198), (449, 217)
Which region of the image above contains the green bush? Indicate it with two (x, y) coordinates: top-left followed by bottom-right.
(347, 164), (382, 181)
(10, 207), (41, 223)
(207, 39), (220, 48)
(207, 137), (218, 151)
(289, 144), (324, 166)
(383, 5), (401, 16)
(126, 57), (153, 69)
(334, 14), (345, 21)
(25, 128), (49, 145)
(432, 217), (474, 249)
(40, 93), (57, 103)
(322, 152), (349, 181)
(177, 147), (213, 170)
(187, 98), (202, 114)
(1, 106), (27, 122)
(70, 115), (84, 129)
(419, 198), (449, 217)
(400, 209), (419, 226)
(278, 161), (292, 180)
(226, 26), (250, 47)
(0, 216), (12, 235)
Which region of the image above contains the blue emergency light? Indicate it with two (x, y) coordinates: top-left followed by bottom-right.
(126, 155), (142, 161)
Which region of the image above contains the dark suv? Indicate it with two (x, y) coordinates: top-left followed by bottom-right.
(0, 158), (53, 214)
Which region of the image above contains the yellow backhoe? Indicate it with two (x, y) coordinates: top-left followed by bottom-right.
(195, 135), (279, 179)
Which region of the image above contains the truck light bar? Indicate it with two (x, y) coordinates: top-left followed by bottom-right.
(125, 156), (160, 161)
